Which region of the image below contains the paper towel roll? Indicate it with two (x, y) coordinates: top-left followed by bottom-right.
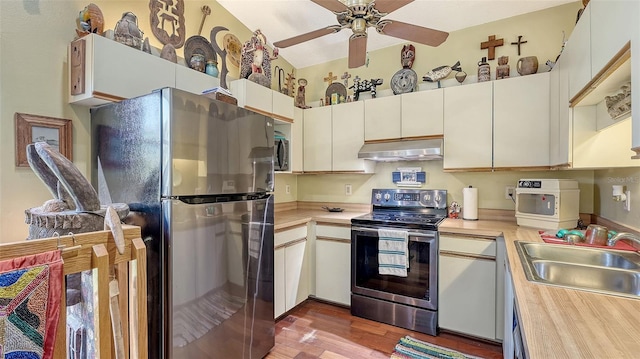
(463, 186), (478, 221)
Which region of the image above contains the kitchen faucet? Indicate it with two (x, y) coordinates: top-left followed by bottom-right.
(607, 232), (640, 247)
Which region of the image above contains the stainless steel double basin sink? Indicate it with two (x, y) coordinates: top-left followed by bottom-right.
(515, 241), (640, 299)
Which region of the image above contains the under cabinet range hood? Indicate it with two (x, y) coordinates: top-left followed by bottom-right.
(357, 139), (443, 161)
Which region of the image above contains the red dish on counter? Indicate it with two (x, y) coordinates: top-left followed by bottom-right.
(539, 231), (638, 252)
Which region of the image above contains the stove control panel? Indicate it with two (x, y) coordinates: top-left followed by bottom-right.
(371, 189), (447, 209)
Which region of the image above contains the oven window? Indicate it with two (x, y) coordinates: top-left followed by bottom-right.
(354, 234), (432, 300)
(517, 193), (556, 215)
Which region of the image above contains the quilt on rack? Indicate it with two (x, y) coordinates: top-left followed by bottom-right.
(0, 250), (63, 359)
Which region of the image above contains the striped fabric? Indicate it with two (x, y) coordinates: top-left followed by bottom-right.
(378, 229), (409, 277)
(391, 335), (483, 359)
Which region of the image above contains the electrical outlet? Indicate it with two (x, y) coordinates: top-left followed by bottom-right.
(285, 184), (291, 194)
(505, 186), (515, 200)
(345, 184), (352, 196)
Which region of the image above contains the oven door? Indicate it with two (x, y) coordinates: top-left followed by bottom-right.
(351, 226), (438, 310)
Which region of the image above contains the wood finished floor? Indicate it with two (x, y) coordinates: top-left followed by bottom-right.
(266, 300), (504, 359)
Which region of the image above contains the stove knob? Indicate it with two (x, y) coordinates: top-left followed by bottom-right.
(435, 194), (441, 202)
(375, 192), (382, 201)
(424, 194), (431, 201)
(383, 193), (391, 201)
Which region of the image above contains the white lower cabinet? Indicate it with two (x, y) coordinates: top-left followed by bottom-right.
(274, 226), (310, 318)
(315, 224), (351, 306)
(438, 234), (498, 340)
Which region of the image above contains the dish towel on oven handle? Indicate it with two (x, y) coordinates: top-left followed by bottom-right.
(378, 229), (409, 277)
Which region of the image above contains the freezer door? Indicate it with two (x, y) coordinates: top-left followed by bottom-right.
(163, 88), (274, 197)
(165, 196), (274, 358)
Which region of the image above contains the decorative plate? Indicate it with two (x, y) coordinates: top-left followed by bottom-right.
(391, 68), (418, 95)
(223, 33), (242, 68)
(184, 35), (216, 64)
(325, 82), (347, 104)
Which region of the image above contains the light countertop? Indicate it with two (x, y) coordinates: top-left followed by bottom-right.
(275, 211), (640, 358)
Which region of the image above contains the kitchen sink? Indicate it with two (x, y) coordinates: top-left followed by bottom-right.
(515, 241), (640, 299)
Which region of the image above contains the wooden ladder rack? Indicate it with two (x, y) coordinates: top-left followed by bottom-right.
(0, 225), (148, 359)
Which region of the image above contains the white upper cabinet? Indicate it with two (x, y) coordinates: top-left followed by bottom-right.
(69, 34), (175, 106)
(364, 96), (401, 141)
(291, 107), (304, 173)
(174, 65), (220, 96)
(443, 81), (493, 170)
(590, 0), (633, 76)
(401, 89), (444, 138)
(493, 73), (550, 168)
(229, 79), (273, 116)
(549, 57), (572, 167)
(332, 102), (374, 173)
(564, 5), (591, 101)
(303, 106), (332, 172)
(272, 91), (295, 123)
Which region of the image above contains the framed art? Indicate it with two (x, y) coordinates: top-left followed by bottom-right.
(15, 112), (73, 167)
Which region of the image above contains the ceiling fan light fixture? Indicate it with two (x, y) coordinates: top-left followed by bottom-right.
(352, 18), (367, 34)
(338, 0), (374, 6)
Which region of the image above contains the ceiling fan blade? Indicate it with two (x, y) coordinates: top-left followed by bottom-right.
(373, 0), (414, 14)
(311, 0), (349, 13)
(274, 26), (342, 48)
(348, 35), (367, 68)
(377, 20), (449, 47)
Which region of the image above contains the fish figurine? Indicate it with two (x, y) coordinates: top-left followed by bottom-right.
(423, 61), (462, 82)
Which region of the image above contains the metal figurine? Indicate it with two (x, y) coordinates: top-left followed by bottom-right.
(149, 0), (186, 48)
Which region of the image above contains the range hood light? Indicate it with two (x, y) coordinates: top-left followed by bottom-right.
(357, 139), (443, 161)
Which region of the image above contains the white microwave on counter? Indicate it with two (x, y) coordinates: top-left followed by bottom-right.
(514, 179), (580, 230)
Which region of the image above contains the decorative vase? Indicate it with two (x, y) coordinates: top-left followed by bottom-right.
(477, 57), (490, 82)
(190, 54), (206, 73)
(517, 56), (538, 76)
(205, 60), (219, 77)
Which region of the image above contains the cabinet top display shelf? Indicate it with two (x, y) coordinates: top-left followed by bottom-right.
(570, 42), (631, 107)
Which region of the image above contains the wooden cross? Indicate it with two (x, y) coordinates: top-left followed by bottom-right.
(481, 35), (504, 60)
(341, 71), (351, 87)
(511, 35), (528, 56)
(324, 71), (337, 86)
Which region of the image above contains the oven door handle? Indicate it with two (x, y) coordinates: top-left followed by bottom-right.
(352, 226), (437, 242)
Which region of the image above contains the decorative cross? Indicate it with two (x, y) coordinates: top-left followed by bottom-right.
(341, 71), (351, 88)
(324, 71), (337, 86)
(480, 35), (504, 60)
(511, 35), (528, 56)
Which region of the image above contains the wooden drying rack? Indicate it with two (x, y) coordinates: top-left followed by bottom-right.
(0, 225), (148, 359)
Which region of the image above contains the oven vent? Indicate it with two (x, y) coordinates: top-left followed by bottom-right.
(357, 139), (443, 161)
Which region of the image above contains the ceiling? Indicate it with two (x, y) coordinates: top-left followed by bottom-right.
(217, 0), (575, 69)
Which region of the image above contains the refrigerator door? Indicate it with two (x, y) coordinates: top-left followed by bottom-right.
(165, 196), (274, 359)
(163, 88), (274, 197)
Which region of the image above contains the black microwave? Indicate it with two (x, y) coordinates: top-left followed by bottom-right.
(274, 138), (289, 171)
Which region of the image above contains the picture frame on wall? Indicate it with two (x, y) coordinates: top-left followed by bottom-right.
(15, 112), (73, 167)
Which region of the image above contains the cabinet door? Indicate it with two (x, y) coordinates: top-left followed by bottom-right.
(332, 101), (371, 172)
(590, 0), (634, 76)
(443, 81), (493, 170)
(550, 58), (572, 167)
(564, 5), (591, 100)
(174, 65), (220, 95)
(274, 247), (286, 318)
(291, 107), (304, 173)
(364, 96), (401, 141)
(285, 240), (309, 311)
(303, 106), (332, 171)
(401, 89), (444, 138)
(315, 239), (350, 305)
(493, 73), (550, 168)
(439, 254), (496, 340)
(273, 91), (295, 122)
(229, 79), (273, 116)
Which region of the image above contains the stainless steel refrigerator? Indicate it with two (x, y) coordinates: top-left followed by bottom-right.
(91, 88), (275, 358)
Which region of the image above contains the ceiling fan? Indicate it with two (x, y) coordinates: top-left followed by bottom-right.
(273, 0), (449, 68)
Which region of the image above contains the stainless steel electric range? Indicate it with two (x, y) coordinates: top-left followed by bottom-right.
(351, 188), (447, 336)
